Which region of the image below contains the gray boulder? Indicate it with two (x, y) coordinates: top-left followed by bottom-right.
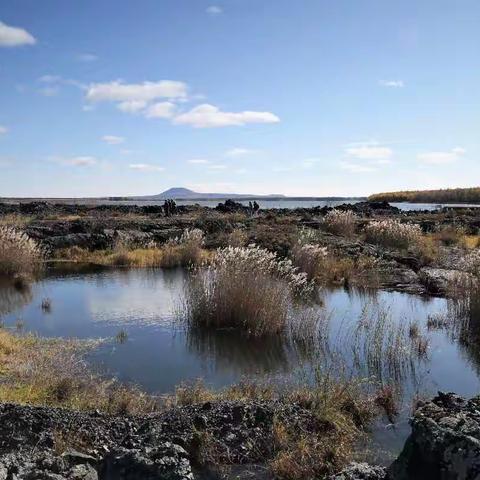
(389, 392), (480, 479)
(329, 462), (387, 479)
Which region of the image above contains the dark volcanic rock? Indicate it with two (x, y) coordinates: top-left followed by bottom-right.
(389, 392), (480, 480)
(329, 462), (387, 479)
(215, 199), (248, 213)
(102, 443), (193, 480)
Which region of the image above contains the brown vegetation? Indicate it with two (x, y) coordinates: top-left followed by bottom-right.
(181, 245), (312, 337)
(368, 186), (480, 204)
(0, 227), (44, 277)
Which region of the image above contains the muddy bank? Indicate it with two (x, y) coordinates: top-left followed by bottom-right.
(0, 392), (478, 479)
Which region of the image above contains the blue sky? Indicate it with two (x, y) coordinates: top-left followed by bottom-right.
(0, 0), (478, 197)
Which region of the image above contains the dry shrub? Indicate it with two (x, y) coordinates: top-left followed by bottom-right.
(182, 245), (312, 337)
(433, 225), (465, 246)
(271, 373), (375, 479)
(374, 384), (399, 423)
(364, 219), (422, 249)
(291, 232), (375, 285)
(323, 210), (358, 237)
(0, 227), (43, 276)
(226, 228), (248, 247)
(292, 243), (328, 281)
(171, 374), (377, 479)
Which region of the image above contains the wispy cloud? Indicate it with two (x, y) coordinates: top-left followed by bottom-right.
(188, 159), (210, 164)
(174, 104), (280, 128)
(302, 158), (322, 168)
(417, 147), (466, 165)
(86, 80), (188, 103)
(102, 135), (125, 145)
(379, 80), (404, 88)
(225, 148), (256, 157)
(0, 21), (36, 47)
(206, 5), (223, 15)
(129, 163), (164, 172)
(208, 164), (227, 170)
(345, 143), (393, 160)
(340, 162), (376, 173)
(39, 86), (59, 97)
(0, 126), (8, 135)
(77, 53), (98, 62)
(38, 75), (62, 83)
(52, 156), (97, 167)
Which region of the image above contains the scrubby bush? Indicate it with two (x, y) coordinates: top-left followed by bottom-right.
(433, 225), (465, 246)
(182, 245), (313, 336)
(460, 249), (480, 276)
(323, 210), (357, 237)
(364, 219), (422, 249)
(170, 228), (205, 266)
(0, 227), (43, 277)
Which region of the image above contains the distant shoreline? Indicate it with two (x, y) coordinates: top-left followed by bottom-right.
(0, 196), (367, 203)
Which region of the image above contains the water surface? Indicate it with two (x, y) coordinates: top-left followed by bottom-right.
(1, 267), (479, 464)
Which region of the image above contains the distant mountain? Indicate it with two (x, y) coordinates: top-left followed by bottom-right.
(133, 187), (286, 200)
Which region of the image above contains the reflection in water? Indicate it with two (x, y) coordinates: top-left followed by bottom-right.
(0, 278), (32, 317)
(186, 327), (292, 375)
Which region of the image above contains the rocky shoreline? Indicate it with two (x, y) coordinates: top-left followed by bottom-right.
(2, 200), (479, 297)
(0, 392), (477, 479)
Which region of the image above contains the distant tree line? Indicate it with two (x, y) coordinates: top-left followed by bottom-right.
(368, 187), (480, 204)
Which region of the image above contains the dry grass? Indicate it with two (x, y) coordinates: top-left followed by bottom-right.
(184, 268), (291, 336)
(0, 214), (34, 227)
(56, 243), (208, 268)
(173, 374), (377, 480)
(291, 241), (377, 286)
(364, 220), (422, 250)
(323, 210), (358, 237)
(181, 246), (312, 337)
(432, 226), (466, 246)
(0, 328), (156, 415)
(0, 227), (44, 277)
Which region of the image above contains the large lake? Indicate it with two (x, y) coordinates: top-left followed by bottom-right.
(5, 198), (480, 211)
(1, 267), (479, 464)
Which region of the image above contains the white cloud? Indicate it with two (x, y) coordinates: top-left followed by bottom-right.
(273, 166), (294, 173)
(145, 101), (176, 119)
(0, 126), (7, 135)
(206, 5), (223, 15)
(379, 80), (404, 88)
(302, 158), (322, 168)
(62, 156), (97, 166)
(417, 147), (466, 165)
(117, 100), (148, 113)
(345, 144), (393, 160)
(129, 163), (164, 172)
(0, 21), (36, 47)
(77, 53), (98, 62)
(39, 86), (59, 97)
(340, 162), (376, 173)
(102, 135), (125, 145)
(225, 148), (256, 157)
(38, 75), (61, 83)
(86, 80), (188, 103)
(208, 164), (227, 170)
(188, 159), (210, 164)
(173, 104), (280, 128)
